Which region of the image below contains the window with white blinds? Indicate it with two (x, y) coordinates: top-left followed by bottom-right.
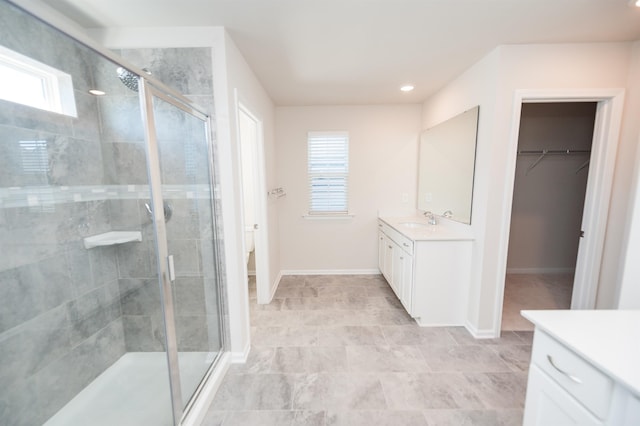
(307, 131), (349, 215)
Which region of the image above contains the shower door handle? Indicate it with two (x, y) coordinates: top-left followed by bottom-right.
(167, 255), (176, 282)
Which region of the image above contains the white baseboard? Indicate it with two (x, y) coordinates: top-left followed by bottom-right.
(464, 320), (499, 339)
(280, 269), (380, 276)
(181, 351), (231, 426)
(231, 342), (250, 364)
(506, 267), (575, 274)
(415, 318), (464, 327)
(269, 271), (282, 301)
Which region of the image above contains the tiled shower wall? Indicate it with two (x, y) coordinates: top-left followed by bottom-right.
(0, 1), (224, 425)
(0, 2), (126, 425)
(111, 47), (222, 353)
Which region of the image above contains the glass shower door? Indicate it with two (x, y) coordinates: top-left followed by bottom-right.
(140, 80), (224, 423)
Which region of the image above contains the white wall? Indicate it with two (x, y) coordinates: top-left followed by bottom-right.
(423, 42), (636, 335)
(276, 105), (422, 272)
(507, 103), (595, 273)
(215, 30), (278, 356)
(616, 41), (640, 309)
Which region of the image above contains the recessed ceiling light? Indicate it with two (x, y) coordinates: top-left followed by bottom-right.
(88, 89), (106, 96)
(400, 85), (414, 92)
(628, 0), (640, 6)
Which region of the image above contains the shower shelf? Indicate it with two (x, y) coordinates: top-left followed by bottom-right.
(83, 231), (142, 249)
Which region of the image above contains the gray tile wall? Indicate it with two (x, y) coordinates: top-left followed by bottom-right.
(117, 47), (225, 354)
(0, 1), (227, 424)
(0, 2), (126, 424)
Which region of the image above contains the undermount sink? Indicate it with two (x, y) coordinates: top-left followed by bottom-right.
(399, 222), (431, 228)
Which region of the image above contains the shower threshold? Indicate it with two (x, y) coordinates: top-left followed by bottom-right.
(44, 351), (214, 426)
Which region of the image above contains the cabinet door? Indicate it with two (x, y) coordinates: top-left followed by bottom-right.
(524, 365), (602, 426)
(399, 252), (413, 314)
(378, 230), (386, 274)
(381, 233), (394, 284)
(391, 242), (404, 298)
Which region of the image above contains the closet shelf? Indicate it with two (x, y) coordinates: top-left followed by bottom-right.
(83, 231), (142, 249)
(519, 149), (591, 175)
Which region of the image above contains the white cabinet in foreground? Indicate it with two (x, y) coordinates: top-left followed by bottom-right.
(378, 218), (472, 326)
(522, 310), (640, 426)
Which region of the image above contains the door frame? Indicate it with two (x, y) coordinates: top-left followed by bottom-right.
(236, 97), (271, 304)
(493, 88), (625, 334)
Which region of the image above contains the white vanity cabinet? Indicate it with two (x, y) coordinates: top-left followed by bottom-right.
(377, 217), (473, 325)
(522, 310), (640, 426)
(378, 223), (413, 310)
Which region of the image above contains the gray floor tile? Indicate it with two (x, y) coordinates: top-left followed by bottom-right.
(380, 372), (485, 410)
(272, 346), (348, 373)
(422, 409), (524, 426)
(252, 326), (319, 347)
(447, 328), (525, 346)
(208, 274), (532, 424)
(250, 310), (302, 327)
(218, 410), (325, 426)
(463, 372), (528, 409)
(316, 286), (364, 298)
(326, 410), (428, 426)
(301, 309), (368, 326)
(381, 326), (458, 346)
(347, 345), (428, 372)
(318, 326), (386, 346)
(293, 373), (387, 410)
(201, 410), (227, 426)
(227, 347), (275, 374)
(282, 297), (341, 310)
(210, 373), (295, 410)
(420, 344), (512, 372)
(488, 344), (532, 372)
(274, 286), (319, 298)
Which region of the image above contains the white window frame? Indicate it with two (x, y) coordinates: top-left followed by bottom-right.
(0, 45), (77, 117)
(307, 131), (351, 217)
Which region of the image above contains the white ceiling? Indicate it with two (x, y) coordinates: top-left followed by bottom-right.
(42, 0), (640, 106)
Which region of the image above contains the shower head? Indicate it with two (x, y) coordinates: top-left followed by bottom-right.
(116, 67), (151, 92)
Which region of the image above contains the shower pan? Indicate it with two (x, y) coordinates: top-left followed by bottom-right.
(0, 1), (226, 425)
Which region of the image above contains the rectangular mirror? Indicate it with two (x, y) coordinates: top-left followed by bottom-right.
(418, 106), (479, 224)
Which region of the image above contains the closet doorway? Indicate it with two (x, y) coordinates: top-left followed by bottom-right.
(501, 102), (597, 331)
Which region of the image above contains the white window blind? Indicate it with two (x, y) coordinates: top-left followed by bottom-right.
(308, 131), (349, 215)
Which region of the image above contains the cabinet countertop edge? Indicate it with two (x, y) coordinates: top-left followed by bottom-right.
(379, 216), (474, 241)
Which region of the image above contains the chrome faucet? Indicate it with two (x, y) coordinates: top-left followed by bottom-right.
(443, 210), (453, 219)
(423, 211), (437, 225)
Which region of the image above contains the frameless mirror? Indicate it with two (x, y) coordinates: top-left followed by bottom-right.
(418, 106), (479, 224)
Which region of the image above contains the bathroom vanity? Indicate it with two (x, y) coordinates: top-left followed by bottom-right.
(378, 216), (473, 326)
(521, 310), (640, 426)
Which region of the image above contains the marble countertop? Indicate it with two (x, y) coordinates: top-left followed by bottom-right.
(379, 216), (474, 241)
(522, 309), (640, 397)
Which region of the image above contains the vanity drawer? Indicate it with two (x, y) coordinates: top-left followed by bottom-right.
(378, 221), (413, 254)
(531, 331), (613, 419)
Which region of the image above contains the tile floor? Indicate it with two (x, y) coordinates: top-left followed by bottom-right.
(501, 273), (573, 331)
(203, 275), (533, 426)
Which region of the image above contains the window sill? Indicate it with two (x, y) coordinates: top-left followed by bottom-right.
(302, 213), (355, 220)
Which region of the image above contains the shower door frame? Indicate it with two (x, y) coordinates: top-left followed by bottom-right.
(139, 78), (227, 425)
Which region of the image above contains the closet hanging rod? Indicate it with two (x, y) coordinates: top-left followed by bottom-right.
(518, 149), (591, 155)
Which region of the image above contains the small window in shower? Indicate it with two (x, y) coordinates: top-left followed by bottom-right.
(0, 45), (77, 117)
